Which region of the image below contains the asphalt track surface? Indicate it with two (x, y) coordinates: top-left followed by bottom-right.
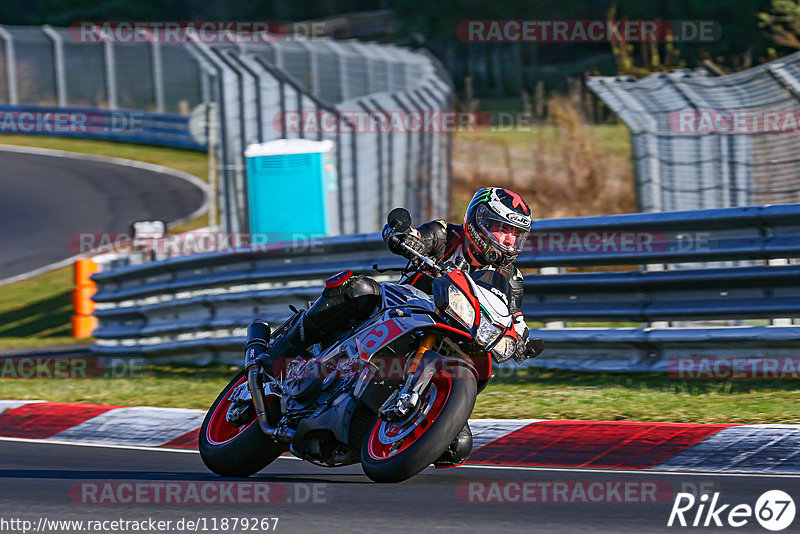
(0, 150), (205, 280)
(0, 440), (798, 533)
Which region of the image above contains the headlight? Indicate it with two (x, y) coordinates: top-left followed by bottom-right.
(492, 336), (517, 363)
(475, 314), (502, 347)
(446, 285), (475, 327)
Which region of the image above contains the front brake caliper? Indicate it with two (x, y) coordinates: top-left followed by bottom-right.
(377, 386), (417, 422)
(377, 359), (437, 422)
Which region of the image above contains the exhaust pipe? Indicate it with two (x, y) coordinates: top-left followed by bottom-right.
(244, 320), (295, 443)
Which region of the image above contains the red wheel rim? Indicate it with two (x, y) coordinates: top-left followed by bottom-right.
(366, 371), (453, 461)
(206, 375), (258, 445)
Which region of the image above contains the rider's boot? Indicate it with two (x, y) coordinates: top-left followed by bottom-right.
(433, 421), (473, 468)
(255, 271), (382, 378)
(254, 311), (322, 378)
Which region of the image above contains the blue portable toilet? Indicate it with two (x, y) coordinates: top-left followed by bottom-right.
(244, 139), (338, 243)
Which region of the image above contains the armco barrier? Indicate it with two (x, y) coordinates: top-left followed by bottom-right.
(517, 326), (800, 373)
(91, 204), (800, 370)
(0, 104), (204, 150)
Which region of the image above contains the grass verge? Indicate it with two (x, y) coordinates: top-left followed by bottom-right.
(0, 266), (82, 349)
(474, 369), (800, 424)
(0, 364), (796, 423)
(0, 364), (233, 408)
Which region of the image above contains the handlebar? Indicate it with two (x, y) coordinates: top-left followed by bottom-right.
(398, 241), (446, 274)
(388, 206), (451, 275)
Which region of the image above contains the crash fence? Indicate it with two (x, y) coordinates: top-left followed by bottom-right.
(588, 51), (800, 214)
(90, 203), (800, 372)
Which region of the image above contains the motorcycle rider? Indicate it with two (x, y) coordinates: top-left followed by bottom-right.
(382, 186), (544, 467)
(255, 186), (543, 466)
(384, 186), (543, 360)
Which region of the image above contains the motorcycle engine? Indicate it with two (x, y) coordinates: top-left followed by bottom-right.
(281, 347), (362, 415)
(281, 357), (319, 413)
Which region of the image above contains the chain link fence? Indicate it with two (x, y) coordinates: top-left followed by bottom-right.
(588, 51), (800, 213)
(0, 25), (452, 234)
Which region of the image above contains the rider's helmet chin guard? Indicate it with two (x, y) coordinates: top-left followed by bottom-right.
(463, 187), (532, 267)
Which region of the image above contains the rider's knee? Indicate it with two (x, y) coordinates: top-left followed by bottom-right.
(345, 275), (382, 320)
(308, 273), (382, 333)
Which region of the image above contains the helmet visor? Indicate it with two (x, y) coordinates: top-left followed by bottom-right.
(476, 206), (529, 254)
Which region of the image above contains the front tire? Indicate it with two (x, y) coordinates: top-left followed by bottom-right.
(360, 365), (477, 483)
(199, 369), (287, 477)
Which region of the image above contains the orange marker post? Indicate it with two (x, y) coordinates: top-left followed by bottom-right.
(72, 258), (99, 338)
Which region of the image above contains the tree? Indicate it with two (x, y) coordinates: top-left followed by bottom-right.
(759, 0), (800, 49)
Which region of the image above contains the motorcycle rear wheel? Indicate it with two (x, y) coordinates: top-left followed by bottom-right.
(199, 369), (287, 477)
(360, 364), (476, 483)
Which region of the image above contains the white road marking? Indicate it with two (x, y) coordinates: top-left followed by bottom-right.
(469, 419), (544, 449)
(454, 463), (800, 478)
(1, 436), (799, 478)
(0, 436), (199, 454)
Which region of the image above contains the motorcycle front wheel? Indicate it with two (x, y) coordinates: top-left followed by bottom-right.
(360, 363), (477, 483)
(199, 369), (287, 477)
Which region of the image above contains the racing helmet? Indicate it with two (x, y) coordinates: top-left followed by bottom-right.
(463, 187), (532, 267)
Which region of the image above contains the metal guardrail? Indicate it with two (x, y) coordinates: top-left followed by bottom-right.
(92, 262), (800, 338)
(523, 264), (800, 322)
(519, 203), (800, 267)
(521, 326), (800, 373)
(91, 204), (800, 370)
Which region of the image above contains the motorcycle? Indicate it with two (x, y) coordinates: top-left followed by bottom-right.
(199, 208), (530, 482)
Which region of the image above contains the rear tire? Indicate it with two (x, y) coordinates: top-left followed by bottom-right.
(360, 365), (476, 483)
(199, 369), (287, 477)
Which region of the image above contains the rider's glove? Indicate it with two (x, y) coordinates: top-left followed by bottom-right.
(512, 314), (544, 363)
(516, 335), (545, 363)
(382, 224), (425, 259)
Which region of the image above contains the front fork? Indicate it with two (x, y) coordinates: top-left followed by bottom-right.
(377, 332), (438, 422)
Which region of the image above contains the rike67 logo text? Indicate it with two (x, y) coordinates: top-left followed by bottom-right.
(668, 490), (795, 531)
